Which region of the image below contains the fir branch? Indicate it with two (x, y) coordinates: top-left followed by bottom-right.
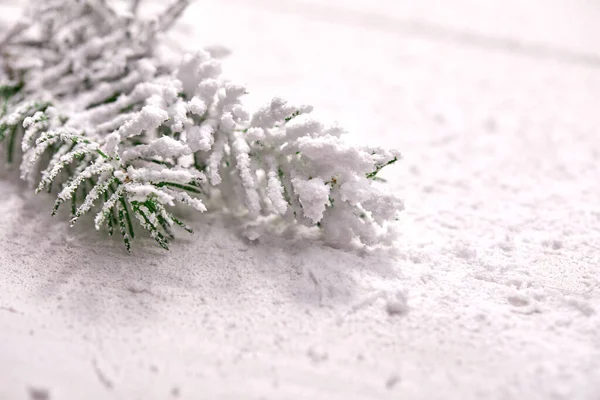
(0, 0), (403, 252)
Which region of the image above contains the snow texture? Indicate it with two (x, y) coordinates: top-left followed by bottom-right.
(1, 0), (600, 399)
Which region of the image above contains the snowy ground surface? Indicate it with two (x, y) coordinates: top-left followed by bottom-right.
(1, 1), (600, 399)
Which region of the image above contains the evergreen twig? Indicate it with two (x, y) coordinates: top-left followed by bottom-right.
(0, 0), (403, 252)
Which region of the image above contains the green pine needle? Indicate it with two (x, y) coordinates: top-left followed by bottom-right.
(366, 156), (399, 180)
(118, 204), (132, 252)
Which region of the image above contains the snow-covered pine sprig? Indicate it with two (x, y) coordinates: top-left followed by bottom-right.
(0, 0), (403, 251)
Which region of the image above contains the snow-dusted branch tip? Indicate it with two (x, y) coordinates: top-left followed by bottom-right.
(0, 0), (403, 251)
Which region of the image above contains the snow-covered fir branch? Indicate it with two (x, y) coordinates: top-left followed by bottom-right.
(0, 0), (403, 251)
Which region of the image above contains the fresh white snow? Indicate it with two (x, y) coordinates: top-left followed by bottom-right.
(1, 0), (599, 399)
